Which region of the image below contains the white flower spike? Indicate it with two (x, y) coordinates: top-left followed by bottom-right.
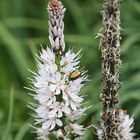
(28, 0), (88, 139)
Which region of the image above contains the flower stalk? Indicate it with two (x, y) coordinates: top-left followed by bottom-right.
(29, 0), (88, 139)
(97, 0), (136, 139)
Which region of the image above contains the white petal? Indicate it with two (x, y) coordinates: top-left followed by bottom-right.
(56, 19), (60, 28)
(56, 119), (63, 126)
(53, 26), (58, 36)
(55, 88), (61, 95)
(50, 121), (56, 130)
(47, 47), (55, 61)
(36, 106), (45, 113)
(49, 84), (56, 92)
(50, 75), (56, 83)
(47, 99), (53, 106)
(58, 110), (63, 118)
(56, 72), (61, 81)
(62, 93), (69, 102)
(48, 109), (57, 118)
(55, 37), (60, 49)
(63, 106), (71, 115)
(49, 35), (55, 48)
(70, 101), (77, 111)
(58, 27), (62, 36)
(42, 121), (51, 129)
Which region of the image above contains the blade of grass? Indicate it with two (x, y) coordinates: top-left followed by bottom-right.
(133, 103), (140, 118)
(122, 34), (140, 53)
(120, 91), (140, 103)
(0, 22), (30, 79)
(2, 17), (48, 31)
(2, 85), (14, 140)
(15, 119), (32, 140)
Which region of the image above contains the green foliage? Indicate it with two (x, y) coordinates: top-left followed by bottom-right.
(0, 0), (140, 139)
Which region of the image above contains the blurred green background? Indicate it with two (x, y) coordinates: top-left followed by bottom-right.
(0, 0), (140, 139)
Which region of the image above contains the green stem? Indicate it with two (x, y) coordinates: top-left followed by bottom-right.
(55, 52), (61, 71)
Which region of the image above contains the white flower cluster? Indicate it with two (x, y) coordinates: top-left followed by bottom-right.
(118, 110), (136, 140)
(28, 0), (88, 139)
(30, 47), (87, 139)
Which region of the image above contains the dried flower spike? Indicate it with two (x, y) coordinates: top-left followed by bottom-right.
(97, 0), (137, 140)
(28, 0), (88, 139)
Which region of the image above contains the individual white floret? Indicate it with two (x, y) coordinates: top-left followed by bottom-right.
(70, 123), (86, 136)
